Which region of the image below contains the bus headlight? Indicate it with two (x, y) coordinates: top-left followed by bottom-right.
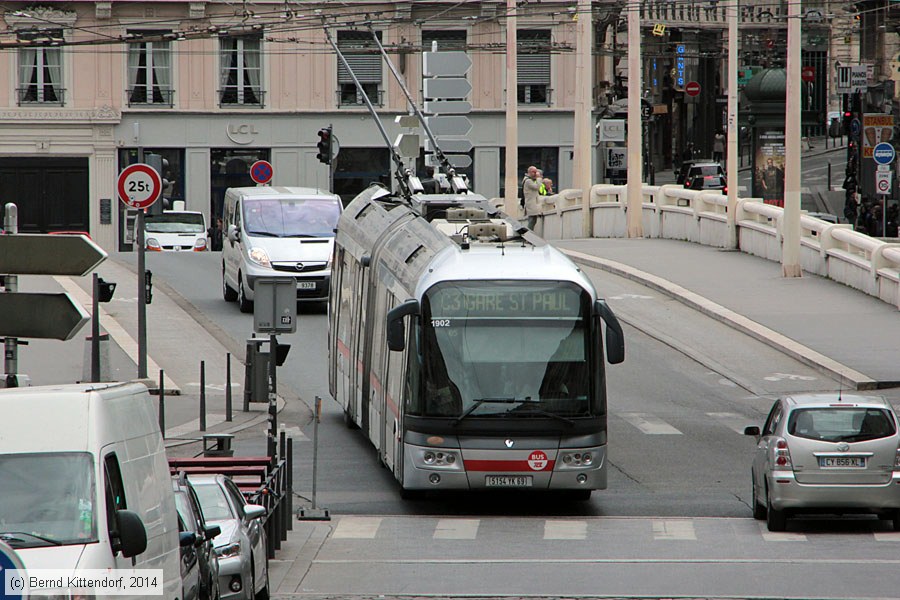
(248, 247), (271, 268)
(558, 450), (599, 469)
(413, 447), (462, 470)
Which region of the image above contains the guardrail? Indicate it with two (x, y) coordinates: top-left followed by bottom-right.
(169, 432), (293, 559)
(518, 184), (900, 311)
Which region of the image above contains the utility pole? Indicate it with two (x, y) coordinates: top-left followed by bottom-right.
(574, 0), (593, 237)
(782, 0), (802, 278)
(626, 0), (644, 237)
(725, 0), (739, 249)
(504, 0), (519, 217)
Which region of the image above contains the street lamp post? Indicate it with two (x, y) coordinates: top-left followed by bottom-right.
(504, 0), (519, 218)
(726, 0), (739, 249)
(626, 0), (644, 237)
(783, 0), (802, 277)
(574, 0), (593, 237)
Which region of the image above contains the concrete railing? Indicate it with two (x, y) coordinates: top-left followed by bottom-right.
(535, 185), (900, 311)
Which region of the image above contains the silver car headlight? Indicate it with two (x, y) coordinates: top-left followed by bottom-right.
(215, 541), (242, 558)
(248, 247), (271, 268)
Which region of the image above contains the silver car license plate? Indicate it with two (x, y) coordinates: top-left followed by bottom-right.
(485, 475), (533, 487)
(297, 282), (316, 290)
(819, 456), (866, 468)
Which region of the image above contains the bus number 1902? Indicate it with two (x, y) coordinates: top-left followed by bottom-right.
(431, 319), (451, 328)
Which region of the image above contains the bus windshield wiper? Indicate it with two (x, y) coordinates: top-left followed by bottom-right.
(284, 234), (318, 238)
(450, 397), (520, 427)
(245, 230), (279, 237)
(507, 403), (576, 426)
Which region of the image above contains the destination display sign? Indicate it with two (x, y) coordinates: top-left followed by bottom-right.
(427, 284), (585, 318)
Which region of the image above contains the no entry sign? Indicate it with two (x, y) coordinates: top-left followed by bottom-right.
(685, 81), (701, 97)
(117, 163), (162, 209)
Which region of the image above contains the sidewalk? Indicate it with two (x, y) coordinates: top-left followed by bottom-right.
(554, 237), (900, 390)
(10, 255), (275, 452)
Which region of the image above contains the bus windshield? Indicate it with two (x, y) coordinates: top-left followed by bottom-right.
(417, 281), (593, 419)
(242, 198), (340, 238)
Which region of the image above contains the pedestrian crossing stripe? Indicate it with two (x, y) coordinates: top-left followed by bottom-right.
(327, 516), (898, 542)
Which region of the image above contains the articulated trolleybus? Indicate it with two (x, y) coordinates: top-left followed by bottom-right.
(328, 185), (625, 499)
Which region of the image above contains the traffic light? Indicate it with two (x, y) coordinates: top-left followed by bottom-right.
(316, 126), (333, 165)
(97, 277), (116, 303)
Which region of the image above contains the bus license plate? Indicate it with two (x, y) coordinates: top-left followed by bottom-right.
(297, 282), (316, 290)
(819, 457), (866, 468)
(486, 475), (533, 488)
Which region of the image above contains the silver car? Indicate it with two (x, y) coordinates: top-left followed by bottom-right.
(745, 394), (900, 531)
(188, 474), (269, 600)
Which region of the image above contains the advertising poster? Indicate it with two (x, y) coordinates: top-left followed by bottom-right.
(753, 128), (786, 207)
(862, 113), (894, 160)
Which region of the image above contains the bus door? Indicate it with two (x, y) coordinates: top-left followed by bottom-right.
(383, 297), (407, 473)
(349, 258), (368, 429)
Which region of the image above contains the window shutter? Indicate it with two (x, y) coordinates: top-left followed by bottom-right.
(338, 31), (382, 84)
(517, 30), (550, 85)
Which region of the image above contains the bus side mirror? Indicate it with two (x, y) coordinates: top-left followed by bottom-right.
(595, 299), (625, 364)
(386, 299), (420, 351)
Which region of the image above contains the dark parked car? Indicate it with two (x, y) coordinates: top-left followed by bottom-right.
(680, 161), (726, 191)
(173, 475), (222, 600)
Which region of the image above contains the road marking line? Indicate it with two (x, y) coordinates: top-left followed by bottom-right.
(874, 532), (900, 541)
(55, 275), (179, 392)
(620, 413), (682, 435)
(544, 520), (587, 540)
(706, 412), (753, 434)
(434, 519), (479, 539)
(333, 516), (382, 539)
(759, 523), (806, 541)
(652, 520), (696, 540)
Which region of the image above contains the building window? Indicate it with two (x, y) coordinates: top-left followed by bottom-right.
(220, 35), (263, 106)
(337, 31), (382, 107)
(17, 29), (64, 105)
(127, 33), (173, 106)
(422, 29), (467, 53)
(517, 30), (551, 105)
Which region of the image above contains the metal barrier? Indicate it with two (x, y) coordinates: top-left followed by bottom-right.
(168, 434), (292, 560)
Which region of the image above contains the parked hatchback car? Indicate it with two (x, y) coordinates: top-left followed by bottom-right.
(173, 476), (222, 600)
(744, 394), (900, 532)
(188, 474), (268, 600)
(681, 161), (726, 192)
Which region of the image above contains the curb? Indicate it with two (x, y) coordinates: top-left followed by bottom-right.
(561, 248), (879, 391)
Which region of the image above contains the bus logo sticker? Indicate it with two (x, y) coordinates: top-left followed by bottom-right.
(528, 450), (549, 471)
(505, 439), (514, 448)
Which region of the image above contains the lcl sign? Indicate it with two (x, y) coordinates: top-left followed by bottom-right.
(226, 123), (259, 145)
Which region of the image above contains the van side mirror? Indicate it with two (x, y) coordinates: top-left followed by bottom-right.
(386, 299), (420, 351)
(115, 509), (148, 558)
(595, 299), (625, 365)
(227, 224), (240, 243)
(180, 532), (197, 547)
(744, 426), (761, 437)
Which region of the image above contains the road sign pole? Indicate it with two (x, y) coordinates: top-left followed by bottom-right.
(91, 273), (100, 382)
(137, 210), (147, 379)
(3, 203), (18, 387)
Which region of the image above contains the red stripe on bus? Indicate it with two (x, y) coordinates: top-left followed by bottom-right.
(464, 459), (555, 472)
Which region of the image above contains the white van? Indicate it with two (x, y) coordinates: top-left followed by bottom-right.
(221, 186), (342, 312)
(0, 382), (181, 600)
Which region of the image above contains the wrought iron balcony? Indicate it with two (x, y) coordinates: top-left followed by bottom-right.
(16, 86), (65, 106)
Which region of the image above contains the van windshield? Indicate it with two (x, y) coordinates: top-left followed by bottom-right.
(242, 198), (340, 238)
(145, 212), (206, 234)
(0, 452), (97, 547)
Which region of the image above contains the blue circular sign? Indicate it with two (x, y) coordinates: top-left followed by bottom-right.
(873, 142), (895, 165)
(0, 541), (25, 600)
(250, 160), (274, 185)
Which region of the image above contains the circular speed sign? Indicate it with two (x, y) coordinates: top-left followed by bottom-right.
(117, 163), (162, 210)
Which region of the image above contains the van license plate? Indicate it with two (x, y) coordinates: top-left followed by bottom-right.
(297, 282), (316, 290)
(819, 457), (866, 468)
(486, 475), (532, 487)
